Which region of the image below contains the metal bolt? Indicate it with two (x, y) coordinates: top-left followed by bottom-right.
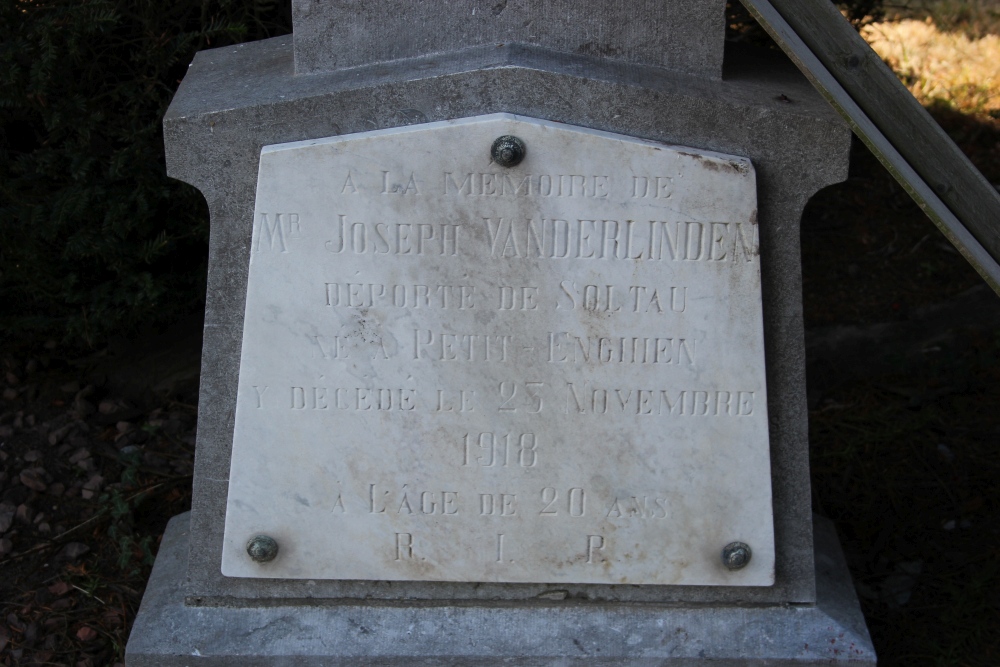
(491, 135), (526, 167)
(247, 535), (279, 563)
(722, 542), (751, 570)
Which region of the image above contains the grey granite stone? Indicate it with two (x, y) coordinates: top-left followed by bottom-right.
(291, 0), (727, 78)
(126, 511), (875, 665)
(162, 37), (850, 606)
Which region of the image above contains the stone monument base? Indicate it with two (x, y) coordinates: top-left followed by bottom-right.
(126, 514), (875, 665)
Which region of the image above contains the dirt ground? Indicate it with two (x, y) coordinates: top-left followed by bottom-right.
(799, 110), (1000, 666)
(1, 58), (999, 667)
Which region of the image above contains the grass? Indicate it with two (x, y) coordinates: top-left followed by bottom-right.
(880, 0), (1000, 35)
(862, 0), (1000, 118)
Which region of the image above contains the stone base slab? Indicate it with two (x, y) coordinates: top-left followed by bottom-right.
(126, 513), (875, 665)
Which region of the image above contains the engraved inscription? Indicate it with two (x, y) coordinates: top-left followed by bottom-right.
(223, 114), (774, 586)
(482, 218), (758, 262)
(539, 487), (587, 517)
(586, 535), (606, 564)
(445, 172), (610, 198)
(370, 484), (459, 515)
(326, 215), (460, 256)
(395, 533), (413, 560)
(255, 212), (301, 252)
(631, 175), (674, 199)
(547, 333), (696, 365)
(498, 285), (539, 310)
(479, 494), (518, 516)
(565, 385), (756, 416)
(325, 282), (477, 309)
(290, 386), (418, 411)
(556, 282), (686, 313)
(413, 330), (512, 362)
(497, 381), (544, 413)
(463, 433), (538, 467)
(606, 496), (669, 519)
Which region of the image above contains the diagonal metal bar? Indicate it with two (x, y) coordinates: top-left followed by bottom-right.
(740, 0), (1000, 294)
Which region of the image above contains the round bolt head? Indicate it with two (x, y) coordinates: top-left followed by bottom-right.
(246, 534), (279, 563)
(491, 135), (526, 167)
(722, 542), (752, 570)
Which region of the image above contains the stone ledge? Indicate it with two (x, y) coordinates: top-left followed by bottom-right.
(163, 39), (839, 127)
(125, 513), (874, 665)
(291, 0), (725, 78)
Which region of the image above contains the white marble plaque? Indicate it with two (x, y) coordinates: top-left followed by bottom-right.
(221, 114), (775, 586)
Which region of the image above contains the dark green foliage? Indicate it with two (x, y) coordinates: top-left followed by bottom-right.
(0, 0), (290, 348)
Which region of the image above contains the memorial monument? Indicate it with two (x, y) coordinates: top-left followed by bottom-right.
(126, 1), (877, 663)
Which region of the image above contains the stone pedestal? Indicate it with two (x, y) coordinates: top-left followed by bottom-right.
(126, 2), (875, 663)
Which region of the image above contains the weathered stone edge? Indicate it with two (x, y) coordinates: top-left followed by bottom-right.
(125, 512), (875, 665)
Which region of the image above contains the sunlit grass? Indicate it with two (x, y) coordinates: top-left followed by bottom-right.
(880, 0), (1000, 36)
(861, 1), (1000, 118)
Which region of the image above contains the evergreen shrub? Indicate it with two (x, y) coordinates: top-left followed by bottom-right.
(0, 0), (289, 348)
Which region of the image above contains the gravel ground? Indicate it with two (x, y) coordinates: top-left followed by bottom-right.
(0, 341), (196, 666)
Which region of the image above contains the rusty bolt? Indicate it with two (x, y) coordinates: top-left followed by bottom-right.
(491, 135), (526, 167)
(722, 542), (751, 570)
(247, 535), (279, 563)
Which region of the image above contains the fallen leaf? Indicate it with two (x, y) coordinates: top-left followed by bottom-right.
(65, 563), (88, 575)
(58, 542), (90, 561)
(75, 625), (98, 641)
(68, 448), (91, 464)
(48, 581), (72, 596)
(102, 609), (123, 627)
(48, 424), (74, 446)
(962, 497), (985, 512)
(15, 503), (35, 524)
(20, 468), (49, 491)
(0, 503), (15, 532)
